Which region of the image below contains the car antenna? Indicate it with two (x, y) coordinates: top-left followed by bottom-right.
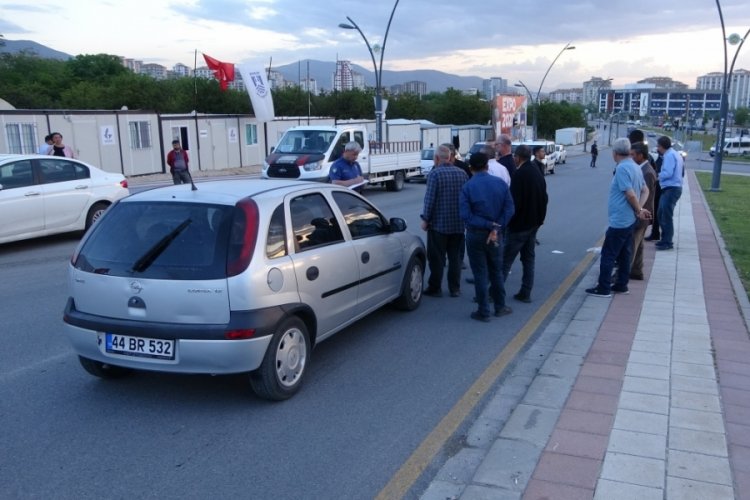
(187, 170), (198, 191)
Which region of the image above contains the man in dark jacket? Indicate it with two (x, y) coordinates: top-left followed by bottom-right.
(531, 145), (546, 176)
(502, 145), (548, 303)
(590, 141), (599, 168)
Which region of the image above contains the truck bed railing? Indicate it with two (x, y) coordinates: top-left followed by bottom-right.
(369, 140), (421, 155)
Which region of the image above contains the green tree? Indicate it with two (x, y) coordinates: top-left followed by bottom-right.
(734, 107), (749, 127)
(66, 54), (128, 83)
(536, 101), (586, 139)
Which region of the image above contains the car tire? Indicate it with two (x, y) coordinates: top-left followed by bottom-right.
(393, 256), (424, 311)
(85, 202), (109, 230)
(78, 356), (133, 379)
(250, 317), (310, 401)
(385, 171), (405, 192)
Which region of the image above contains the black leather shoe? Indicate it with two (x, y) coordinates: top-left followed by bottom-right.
(513, 292), (531, 303)
(423, 288), (443, 297)
(450, 290), (461, 298)
(494, 306), (513, 317)
(470, 311), (491, 323)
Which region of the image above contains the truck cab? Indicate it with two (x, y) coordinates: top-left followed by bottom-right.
(263, 125), (420, 191)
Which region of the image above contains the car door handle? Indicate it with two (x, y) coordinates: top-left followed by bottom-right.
(24, 191), (41, 197)
(361, 251), (370, 264)
(75, 185), (88, 190)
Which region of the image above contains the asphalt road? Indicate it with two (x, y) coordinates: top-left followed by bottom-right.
(0, 152), (613, 498)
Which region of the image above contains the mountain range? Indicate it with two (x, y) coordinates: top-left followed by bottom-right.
(271, 59), (485, 93)
(1, 39), (485, 93)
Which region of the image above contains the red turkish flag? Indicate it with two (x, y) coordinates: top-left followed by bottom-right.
(203, 53), (235, 91)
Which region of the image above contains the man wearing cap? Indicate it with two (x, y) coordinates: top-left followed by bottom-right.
(459, 152), (515, 322)
(329, 141), (365, 192)
(166, 140), (190, 185)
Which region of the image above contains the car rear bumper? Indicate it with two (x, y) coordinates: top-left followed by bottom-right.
(64, 324), (273, 374)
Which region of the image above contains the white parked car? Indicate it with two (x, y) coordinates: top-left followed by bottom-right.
(554, 144), (567, 164)
(414, 147), (435, 181)
(0, 154), (129, 244)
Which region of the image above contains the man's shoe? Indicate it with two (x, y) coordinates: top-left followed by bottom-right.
(450, 290), (461, 298)
(655, 243), (673, 251)
(470, 311), (491, 323)
(644, 235), (659, 242)
(629, 273), (644, 281)
(424, 287), (443, 297)
(494, 306), (513, 317)
(465, 277), (475, 284)
(586, 287), (612, 298)
(513, 292), (531, 303)
(611, 284), (630, 294)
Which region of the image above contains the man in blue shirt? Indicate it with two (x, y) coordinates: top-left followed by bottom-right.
(654, 136), (684, 250)
(587, 138), (650, 297)
(329, 141), (365, 191)
(421, 144), (469, 298)
(460, 152), (515, 322)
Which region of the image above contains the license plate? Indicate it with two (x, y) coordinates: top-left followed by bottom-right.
(105, 333), (175, 360)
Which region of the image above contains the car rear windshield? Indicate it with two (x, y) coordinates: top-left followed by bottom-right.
(73, 201), (236, 280)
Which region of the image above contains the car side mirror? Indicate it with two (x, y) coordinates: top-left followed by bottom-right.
(388, 217), (406, 232)
(269, 146), (275, 153)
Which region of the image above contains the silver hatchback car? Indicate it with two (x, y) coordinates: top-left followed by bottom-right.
(63, 179), (425, 400)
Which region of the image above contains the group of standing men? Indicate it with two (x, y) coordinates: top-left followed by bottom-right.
(586, 132), (684, 298)
(420, 136), (548, 323)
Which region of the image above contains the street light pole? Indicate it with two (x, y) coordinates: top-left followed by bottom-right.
(514, 81), (534, 141)
(339, 0), (400, 146)
(711, 0), (749, 191)
(531, 42), (575, 140)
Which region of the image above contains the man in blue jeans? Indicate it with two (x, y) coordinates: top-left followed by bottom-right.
(654, 136), (684, 250)
(459, 152), (515, 322)
(586, 138), (651, 298)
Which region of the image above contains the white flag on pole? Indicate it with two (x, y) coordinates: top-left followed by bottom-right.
(238, 64), (275, 122)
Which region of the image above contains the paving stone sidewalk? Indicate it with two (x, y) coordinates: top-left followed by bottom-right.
(421, 171), (750, 500)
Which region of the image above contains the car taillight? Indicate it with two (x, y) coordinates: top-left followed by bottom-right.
(226, 198), (259, 277)
(120, 179), (128, 189)
(225, 329), (256, 340)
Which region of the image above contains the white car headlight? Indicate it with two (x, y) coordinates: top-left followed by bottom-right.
(302, 160), (323, 171)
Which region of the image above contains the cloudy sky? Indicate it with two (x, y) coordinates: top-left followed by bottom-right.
(2, 0), (750, 91)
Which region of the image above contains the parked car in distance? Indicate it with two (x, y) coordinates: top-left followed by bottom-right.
(709, 136), (750, 157)
(512, 140), (557, 175)
(553, 144), (567, 164)
(63, 179), (426, 401)
(0, 154), (129, 244)
(464, 141), (487, 164)
(413, 147), (435, 181)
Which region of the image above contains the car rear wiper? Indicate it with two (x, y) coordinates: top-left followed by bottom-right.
(131, 218), (192, 273)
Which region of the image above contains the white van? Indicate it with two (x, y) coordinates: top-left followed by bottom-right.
(512, 140), (557, 174)
(710, 136), (750, 157)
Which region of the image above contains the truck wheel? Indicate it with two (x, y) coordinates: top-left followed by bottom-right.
(386, 171), (405, 192)
(249, 317), (310, 401)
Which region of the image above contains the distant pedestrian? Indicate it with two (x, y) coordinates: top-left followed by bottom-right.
(48, 132), (75, 158)
(459, 152), (515, 322)
(590, 141), (599, 168)
(654, 136), (684, 251)
(586, 138), (650, 298)
(38, 134), (53, 155)
(421, 144), (468, 298)
(628, 142), (656, 280)
(166, 140), (191, 185)
(502, 145), (548, 303)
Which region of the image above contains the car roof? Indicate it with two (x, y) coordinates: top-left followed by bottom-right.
(0, 153), (49, 163)
(123, 179), (350, 205)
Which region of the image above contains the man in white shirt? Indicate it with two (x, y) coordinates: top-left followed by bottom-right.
(483, 145), (510, 186)
(37, 134), (52, 155)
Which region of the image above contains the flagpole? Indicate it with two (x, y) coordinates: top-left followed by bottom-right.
(193, 49), (198, 112)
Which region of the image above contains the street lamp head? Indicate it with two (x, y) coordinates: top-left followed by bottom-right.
(727, 33), (742, 45)
(338, 23), (355, 29)
(566, 46), (576, 50)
